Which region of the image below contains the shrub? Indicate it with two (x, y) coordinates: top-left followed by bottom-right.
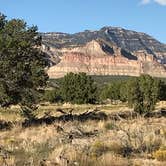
(100, 81), (121, 101)
(104, 122), (116, 130)
(127, 75), (160, 114)
(91, 141), (109, 157)
(60, 72), (98, 104)
(108, 142), (124, 155)
(153, 148), (166, 161)
(43, 89), (62, 103)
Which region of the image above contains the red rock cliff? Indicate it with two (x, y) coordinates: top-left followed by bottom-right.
(45, 40), (166, 78)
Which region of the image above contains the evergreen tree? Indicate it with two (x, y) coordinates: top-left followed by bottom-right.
(100, 81), (121, 102)
(0, 13), (48, 116)
(43, 89), (62, 103)
(60, 72), (97, 104)
(119, 81), (128, 102)
(127, 75), (160, 114)
(158, 80), (166, 101)
(127, 78), (143, 114)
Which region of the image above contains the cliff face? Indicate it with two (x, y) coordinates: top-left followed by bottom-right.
(41, 27), (166, 78)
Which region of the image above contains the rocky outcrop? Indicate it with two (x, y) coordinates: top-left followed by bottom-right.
(45, 40), (166, 78)
(41, 27), (166, 78)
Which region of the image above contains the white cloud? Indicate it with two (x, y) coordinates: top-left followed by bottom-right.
(154, 0), (166, 5)
(141, 0), (151, 5)
(140, 0), (166, 5)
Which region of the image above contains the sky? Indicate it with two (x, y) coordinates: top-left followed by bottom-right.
(0, 0), (166, 43)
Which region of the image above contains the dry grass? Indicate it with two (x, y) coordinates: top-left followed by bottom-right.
(0, 102), (166, 165)
(153, 146), (166, 161)
(0, 102), (130, 122)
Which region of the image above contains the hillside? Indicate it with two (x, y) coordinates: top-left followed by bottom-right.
(41, 27), (166, 78)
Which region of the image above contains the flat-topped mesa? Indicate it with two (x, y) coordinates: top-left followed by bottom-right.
(47, 40), (165, 78)
(42, 26), (166, 78)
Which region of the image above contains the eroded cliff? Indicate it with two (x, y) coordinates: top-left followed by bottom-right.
(41, 27), (166, 78)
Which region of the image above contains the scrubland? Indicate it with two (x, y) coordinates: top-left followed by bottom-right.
(0, 102), (166, 166)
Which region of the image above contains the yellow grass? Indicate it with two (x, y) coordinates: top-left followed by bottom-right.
(0, 102), (166, 165)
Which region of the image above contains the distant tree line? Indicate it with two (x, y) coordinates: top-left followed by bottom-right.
(44, 72), (98, 104)
(44, 73), (166, 114)
(100, 75), (166, 114)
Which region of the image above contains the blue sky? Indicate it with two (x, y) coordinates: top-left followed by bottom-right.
(0, 0), (165, 43)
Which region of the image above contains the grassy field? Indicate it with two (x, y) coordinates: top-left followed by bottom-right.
(0, 102), (166, 165)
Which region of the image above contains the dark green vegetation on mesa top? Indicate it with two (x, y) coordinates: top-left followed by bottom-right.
(42, 26), (166, 53)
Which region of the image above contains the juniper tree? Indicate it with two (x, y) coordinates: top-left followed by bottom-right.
(127, 75), (160, 114)
(61, 72), (97, 104)
(0, 13), (48, 119)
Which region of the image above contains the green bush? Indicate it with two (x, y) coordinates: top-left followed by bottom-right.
(127, 75), (160, 114)
(100, 81), (121, 101)
(43, 89), (62, 103)
(158, 80), (166, 101)
(60, 72), (98, 104)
